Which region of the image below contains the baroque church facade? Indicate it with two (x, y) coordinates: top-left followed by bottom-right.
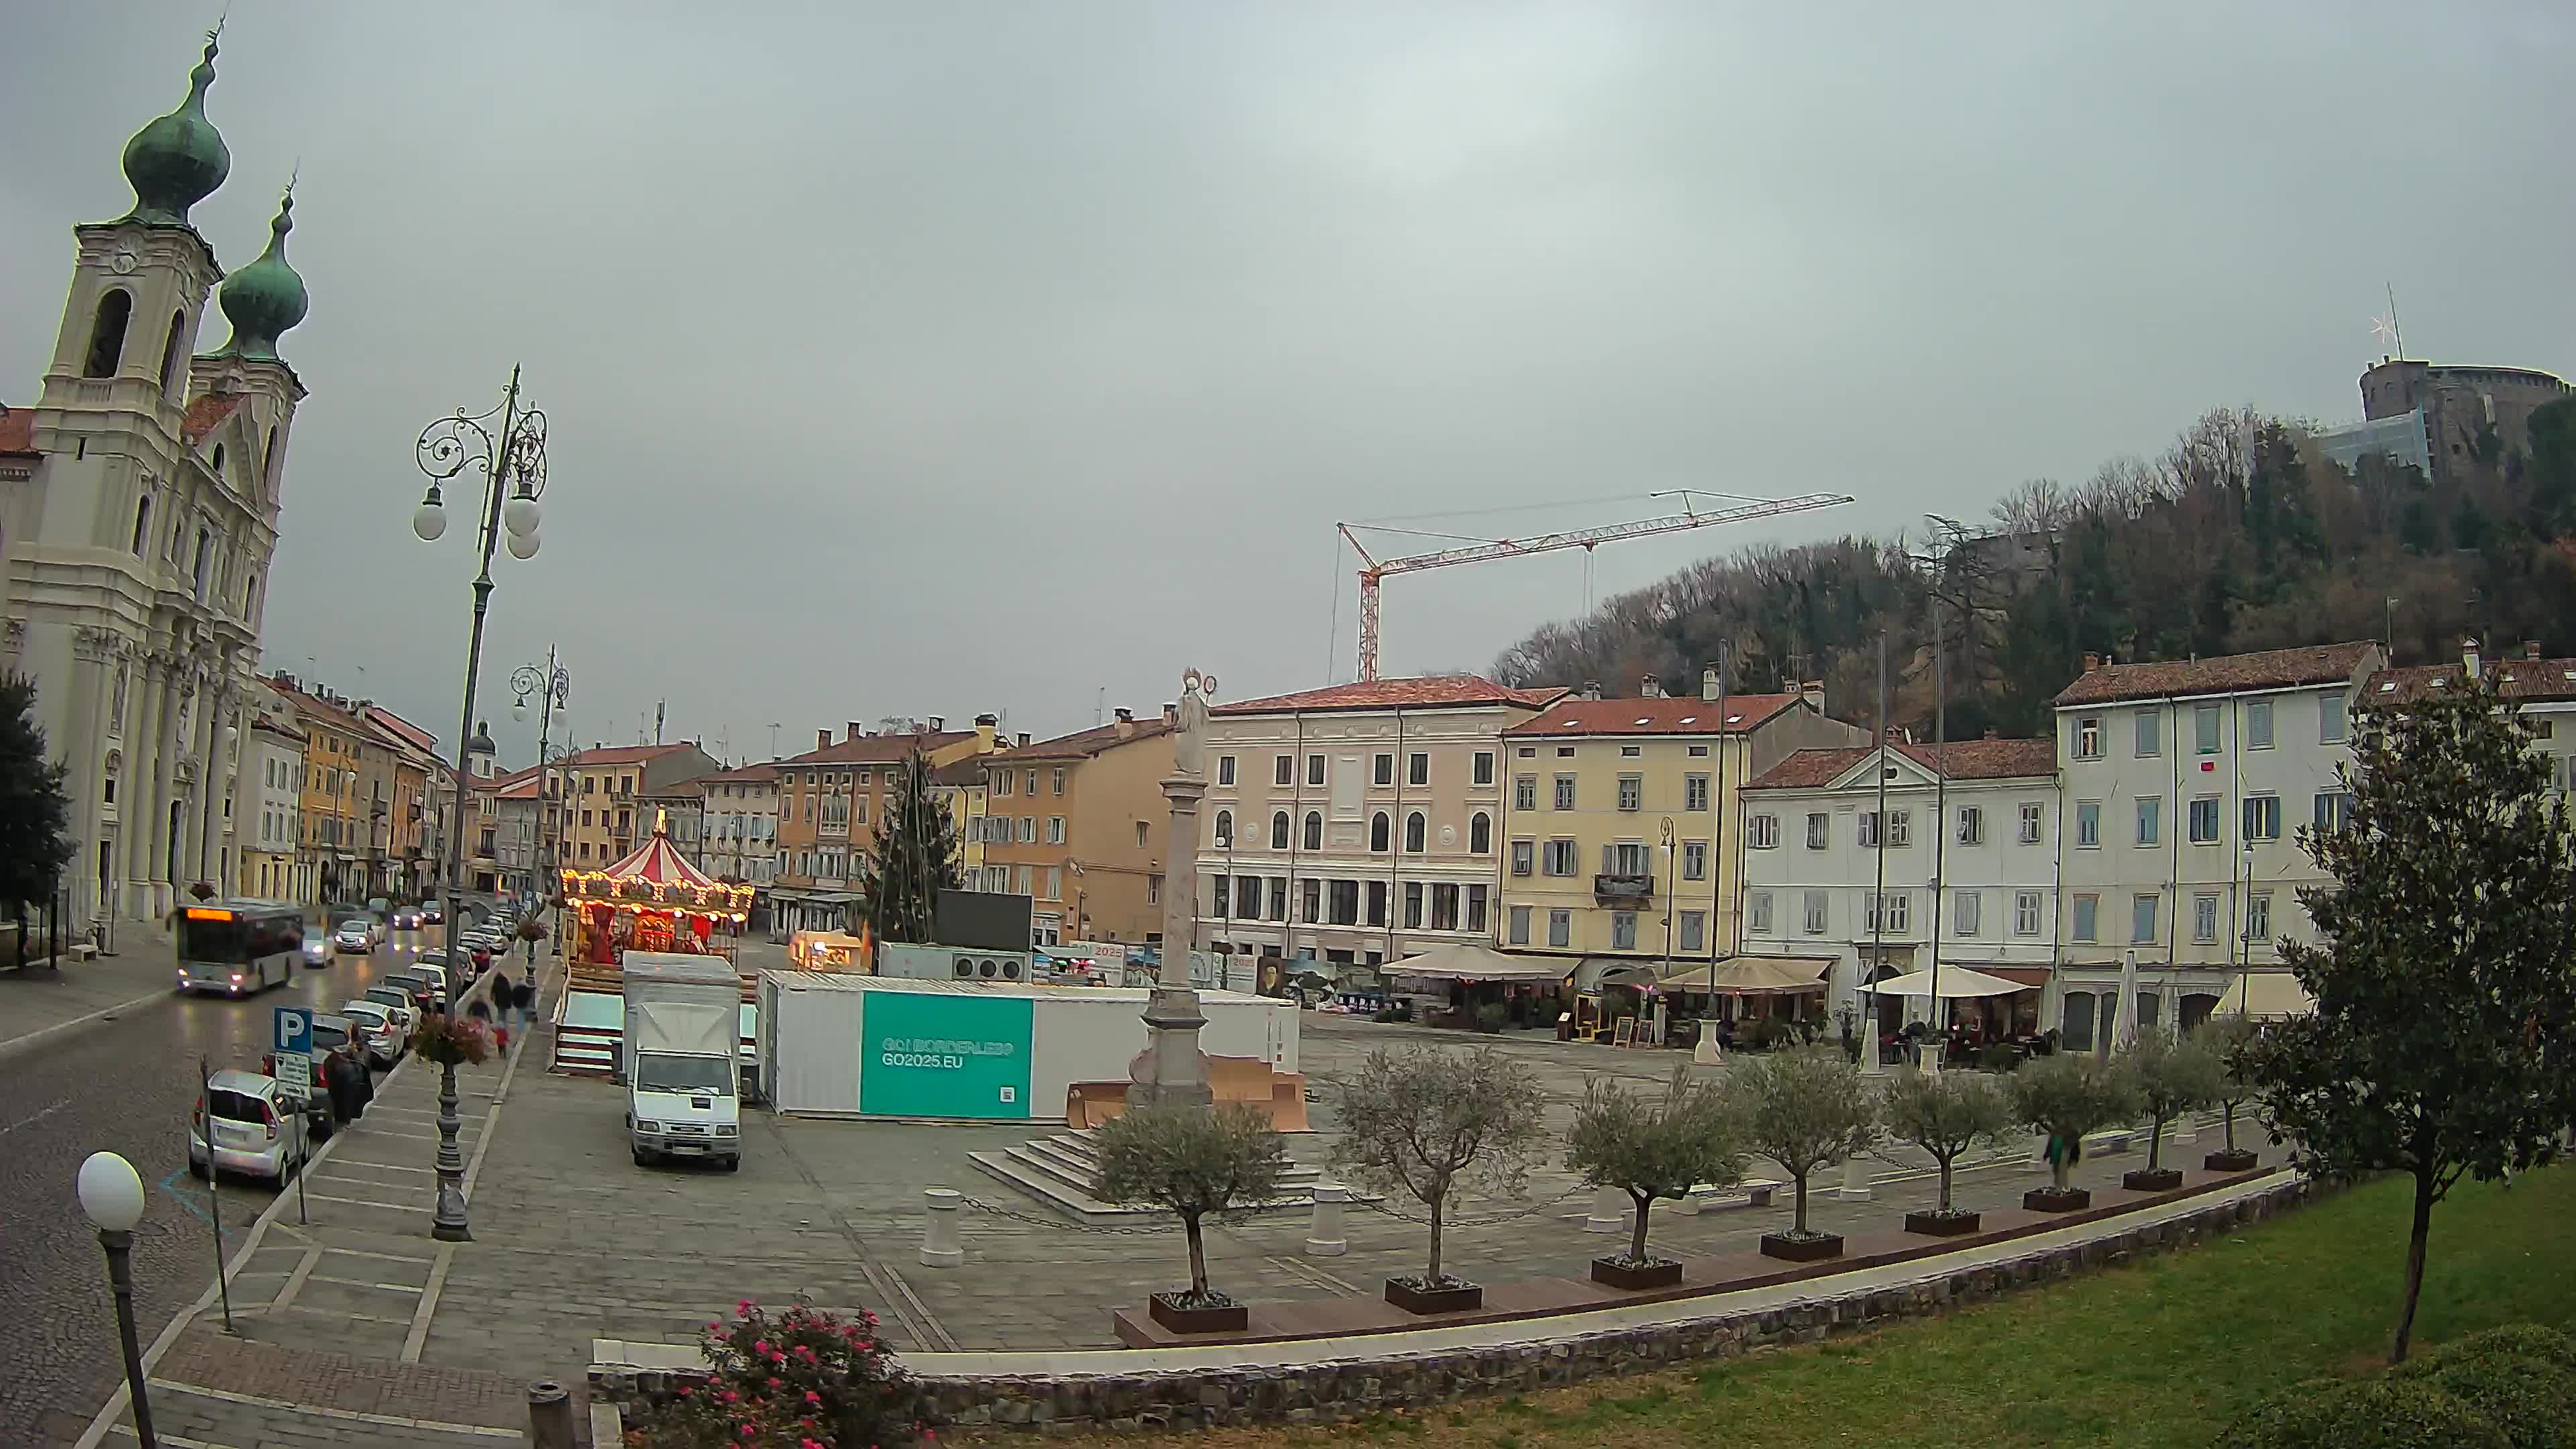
(0, 30), (311, 928)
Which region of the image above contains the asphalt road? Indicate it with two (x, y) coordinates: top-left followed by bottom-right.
(0, 928), (449, 1447)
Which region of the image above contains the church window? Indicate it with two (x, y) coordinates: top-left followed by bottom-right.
(211, 443), (225, 478)
(85, 290), (132, 378)
(129, 496), (152, 555)
(158, 311), (186, 395)
(193, 528), (211, 599)
(263, 425), (278, 494)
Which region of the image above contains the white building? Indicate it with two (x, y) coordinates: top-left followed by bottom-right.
(1191, 676), (1562, 972)
(697, 763), (781, 885)
(1, 34), (309, 926)
(239, 712), (302, 901)
(1738, 737), (2061, 1036)
(2050, 643), (2381, 1046)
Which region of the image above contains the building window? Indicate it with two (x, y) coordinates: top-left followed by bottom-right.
(1432, 883), (1459, 930)
(1617, 775), (1642, 811)
(1514, 775), (1537, 810)
(1864, 891), (1910, 934)
(2245, 701), (2274, 750)
(1217, 755), (1236, 786)
(2321, 695), (2348, 743)
(1548, 909), (1571, 948)
(1237, 875), (1260, 918)
(2246, 890), (2273, 944)
(1806, 812), (1829, 849)
(1404, 811), (1426, 853)
(1366, 879), (1387, 927)
(2132, 893), (2160, 944)
(2195, 704), (2221, 755)
(1510, 839), (1534, 875)
(2135, 796), (2160, 846)
(1370, 812), (1391, 851)
(1047, 816), (1066, 845)
(1472, 751), (1494, 786)
(2074, 800), (2100, 848)
(2072, 894), (2099, 943)
(1955, 890), (1980, 937)
(1748, 892), (1774, 933)
(1803, 890), (1829, 935)
(1508, 904), (1532, 945)
(1684, 773), (1709, 810)
(1330, 879), (1359, 925)
(1553, 774), (1576, 810)
(1956, 806), (1984, 845)
(1747, 814), (1778, 849)
(1611, 910), (1637, 950)
(1051, 767), (1067, 794)
(2014, 890), (2043, 936)
(1859, 811), (1880, 848)
(1886, 809), (1911, 847)
(1303, 811), (1322, 851)
(84, 288), (132, 377)
(1542, 838), (1577, 875)
(1468, 812), (1491, 853)
(1306, 753), (1325, 786)
(2019, 801), (2043, 844)
(2314, 791), (2353, 833)
(1271, 811), (1290, 849)
(1373, 753), (1394, 786)
(1621, 745), (1642, 758)
(1300, 878), (1322, 922)
(1466, 883), (1487, 933)
(2193, 892), (2220, 943)
(2135, 709), (2161, 757)
(1148, 875), (1161, 906)
(1214, 875), (1232, 918)
(1682, 840), (1707, 881)
(1402, 881), (1422, 928)
(2243, 794), (2282, 842)
(2190, 796), (2221, 844)
(129, 496), (152, 555)
(2074, 716), (2102, 759)
(1016, 816), (1036, 843)
(1214, 809), (1232, 847)
(1408, 751), (1430, 786)
(993, 770), (1012, 797)
(1274, 754), (1293, 786)
(1270, 877), (1288, 921)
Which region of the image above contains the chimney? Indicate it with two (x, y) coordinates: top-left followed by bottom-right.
(1640, 675), (1664, 698)
(1580, 680), (1603, 701)
(928, 716), (945, 732)
(2526, 640), (2543, 660)
(847, 720), (865, 743)
(1114, 707), (1135, 738)
(1162, 702), (1178, 727)
(1701, 667), (1720, 702)
(1984, 727), (1999, 740)
(975, 713), (998, 750)
(816, 729), (831, 752)
(2463, 636), (2481, 680)
(1016, 732), (1031, 747)
(2083, 652), (2101, 672)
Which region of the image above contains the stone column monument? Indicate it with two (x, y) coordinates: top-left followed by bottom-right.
(1128, 668), (1217, 1110)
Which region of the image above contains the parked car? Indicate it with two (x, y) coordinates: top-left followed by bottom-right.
(391, 906), (423, 930)
(332, 920), (373, 954)
(188, 1070), (309, 1185)
(380, 972), (440, 1014)
(300, 924), (333, 967)
(360, 985), (419, 1038)
(339, 1000), (405, 1067)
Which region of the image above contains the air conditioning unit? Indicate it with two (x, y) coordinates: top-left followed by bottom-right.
(879, 942), (1033, 984)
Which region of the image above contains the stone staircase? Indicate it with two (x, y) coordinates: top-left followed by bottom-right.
(967, 1128), (1350, 1225)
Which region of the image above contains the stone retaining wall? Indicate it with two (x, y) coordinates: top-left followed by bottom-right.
(596, 1177), (2313, 1436)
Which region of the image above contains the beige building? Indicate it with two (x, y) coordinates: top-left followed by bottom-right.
(1190, 676), (1563, 971)
(979, 708), (1176, 947)
(769, 718), (999, 934)
(557, 742), (721, 873)
(696, 763), (782, 885)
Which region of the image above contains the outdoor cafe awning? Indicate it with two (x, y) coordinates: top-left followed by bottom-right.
(1866, 966), (2026, 999)
(2218, 969), (2314, 1020)
(1658, 955), (1833, 996)
(1387, 943), (1570, 983)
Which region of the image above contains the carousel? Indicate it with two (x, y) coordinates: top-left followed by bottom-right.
(558, 810), (757, 971)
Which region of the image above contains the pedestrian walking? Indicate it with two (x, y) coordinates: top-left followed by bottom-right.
(514, 974), (536, 1028)
(490, 969), (517, 1030)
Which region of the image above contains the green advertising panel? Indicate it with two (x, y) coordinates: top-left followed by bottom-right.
(859, 990), (1034, 1120)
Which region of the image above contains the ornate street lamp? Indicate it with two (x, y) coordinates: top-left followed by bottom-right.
(77, 1150), (156, 1449)
(513, 651), (570, 925)
(411, 367), (549, 1242)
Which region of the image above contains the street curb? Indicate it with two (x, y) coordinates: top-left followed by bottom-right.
(71, 969), (506, 1449)
(0, 983), (177, 1066)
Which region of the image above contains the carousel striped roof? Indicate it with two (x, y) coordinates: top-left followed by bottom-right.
(596, 825), (717, 889)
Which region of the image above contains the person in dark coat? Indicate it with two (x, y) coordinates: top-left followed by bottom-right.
(514, 975), (537, 1026)
(324, 1044), (366, 1124)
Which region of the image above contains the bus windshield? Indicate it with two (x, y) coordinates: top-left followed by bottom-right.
(176, 910), (301, 964)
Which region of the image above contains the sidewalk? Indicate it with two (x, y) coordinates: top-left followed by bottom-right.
(0, 936), (178, 1061)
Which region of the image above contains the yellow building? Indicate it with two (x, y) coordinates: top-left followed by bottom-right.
(1496, 676), (1863, 971)
(558, 742), (720, 871)
(977, 708), (1176, 947)
(929, 757), (991, 892)
(270, 678), (366, 904)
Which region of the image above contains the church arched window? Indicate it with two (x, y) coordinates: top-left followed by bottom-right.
(129, 496), (152, 555)
(158, 311), (186, 396)
(211, 443), (225, 479)
(85, 290), (133, 378)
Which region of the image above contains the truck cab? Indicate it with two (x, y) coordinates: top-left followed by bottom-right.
(621, 953), (744, 1171)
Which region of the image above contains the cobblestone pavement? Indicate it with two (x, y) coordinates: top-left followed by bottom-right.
(0, 929), (447, 1448)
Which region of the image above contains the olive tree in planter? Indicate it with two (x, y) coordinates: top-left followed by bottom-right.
(1095, 1102), (1289, 1334)
(2123, 1028), (2223, 1191)
(2008, 1051), (2140, 1212)
(1564, 1064), (1746, 1289)
(1882, 1067), (2015, 1236)
(1330, 1045), (1549, 1314)
(1729, 1047), (1880, 1262)
(2198, 1015), (2265, 1171)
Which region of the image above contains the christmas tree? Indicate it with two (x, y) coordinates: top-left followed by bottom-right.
(862, 750), (960, 944)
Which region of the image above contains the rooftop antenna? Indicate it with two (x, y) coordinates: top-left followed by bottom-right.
(653, 699), (665, 746)
(1095, 687), (1105, 727)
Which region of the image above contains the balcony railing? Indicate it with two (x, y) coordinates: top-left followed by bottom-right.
(1594, 873), (1654, 903)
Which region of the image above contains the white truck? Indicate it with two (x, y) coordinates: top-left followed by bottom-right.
(621, 953), (743, 1171)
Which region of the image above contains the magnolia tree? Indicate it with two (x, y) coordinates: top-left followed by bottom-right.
(2198, 1014), (2265, 1161)
(1728, 1047), (1880, 1239)
(1096, 1103), (1289, 1308)
(1881, 1067), (2015, 1217)
(1330, 1046), (1549, 1289)
(2127, 1029), (2223, 1175)
(2247, 678), (2576, 1364)
(1564, 1064), (1746, 1266)
(2009, 1051), (2140, 1194)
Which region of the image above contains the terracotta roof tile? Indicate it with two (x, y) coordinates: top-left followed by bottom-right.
(987, 717), (1174, 761)
(695, 763), (782, 784)
(928, 759), (987, 787)
(774, 731), (973, 767)
(2367, 656), (2576, 705)
(2052, 643), (2379, 707)
(0, 406), (35, 457)
(1747, 737), (2057, 791)
(1503, 694), (1805, 737)
(564, 743), (694, 767)
(181, 393), (246, 445)
(1215, 675), (1565, 716)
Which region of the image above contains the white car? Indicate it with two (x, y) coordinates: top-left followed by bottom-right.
(333, 920), (373, 954)
(358, 985), (419, 1039)
(189, 1070), (308, 1185)
(338, 1000), (405, 1067)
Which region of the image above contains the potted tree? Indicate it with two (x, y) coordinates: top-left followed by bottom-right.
(2199, 1015), (2265, 1172)
(2123, 1029), (2222, 1191)
(1095, 1103), (1288, 1334)
(1883, 1067), (2016, 1235)
(2008, 1051), (2139, 1212)
(1729, 1047), (1880, 1262)
(1330, 1046), (1548, 1314)
(188, 880), (217, 902)
(1565, 1065), (1746, 1289)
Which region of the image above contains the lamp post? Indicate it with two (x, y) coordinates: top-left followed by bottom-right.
(513, 649), (570, 915)
(411, 366), (549, 1243)
(77, 1151), (156, 1449)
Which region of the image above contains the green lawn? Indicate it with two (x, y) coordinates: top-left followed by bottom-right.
(1018, 1165), (2573, 1449)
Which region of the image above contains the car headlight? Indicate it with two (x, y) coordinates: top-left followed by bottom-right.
(634, 1120), (663, 1133)
(714, 1125), (738, 1137)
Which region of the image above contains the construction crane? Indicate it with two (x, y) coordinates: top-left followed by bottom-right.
(1338, 490), (1856, 682)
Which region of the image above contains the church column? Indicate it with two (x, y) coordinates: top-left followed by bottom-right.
(127, 658), (168, 908)
(193, 679), (231, 888)
(68, 637), (115, 923)
(148, 663), (191, 912)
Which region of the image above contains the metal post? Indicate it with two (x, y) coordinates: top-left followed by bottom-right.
(1862, 631), (1889, 1075)
(98, 1229), (158, 1449)
(1929, 598), (1947, 1045)
(526, 1381), (575, 1449)
(199, 1057), (235, 1333)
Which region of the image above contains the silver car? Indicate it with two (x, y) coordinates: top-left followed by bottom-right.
(189, 1070), (307, 1185)
(340, 998), (409, 1065)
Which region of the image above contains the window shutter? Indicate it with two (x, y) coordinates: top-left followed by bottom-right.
(1601, 843), (1615, 873)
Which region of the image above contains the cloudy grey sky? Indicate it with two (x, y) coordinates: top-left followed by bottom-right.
(6, 3), (2571, 765)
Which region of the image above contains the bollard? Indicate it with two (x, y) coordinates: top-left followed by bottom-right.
(527, 1380), (575, 1449)
(2174, 1113), (2198, 1145)
(1303, 1183), (1349, 1256)
(920, 1187), (964, 1269)
(1833, 1155), (1873, 1201)
(1921, 1041), (1944, 1077)
(1584, 1184), (1629, 1233)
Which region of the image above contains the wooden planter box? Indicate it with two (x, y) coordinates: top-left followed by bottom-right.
(2023, 1186), (2092, 1213)
(1758, 1231), (1844, 1263)
(2123, 1167), (2184, 1192)
(1146, 1293), (1248, 1335)
(1384, 1277), (1483, 1315)
(1904, 1210), (1982, 1237)
(1590, 1256), (1684, 1290)
(2204, 1148), (2260, 1173)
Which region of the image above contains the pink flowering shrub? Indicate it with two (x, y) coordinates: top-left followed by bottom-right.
(627, 1301), (916, 1448)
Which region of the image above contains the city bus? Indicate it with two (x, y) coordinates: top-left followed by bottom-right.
(176, 901), (308, 997)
